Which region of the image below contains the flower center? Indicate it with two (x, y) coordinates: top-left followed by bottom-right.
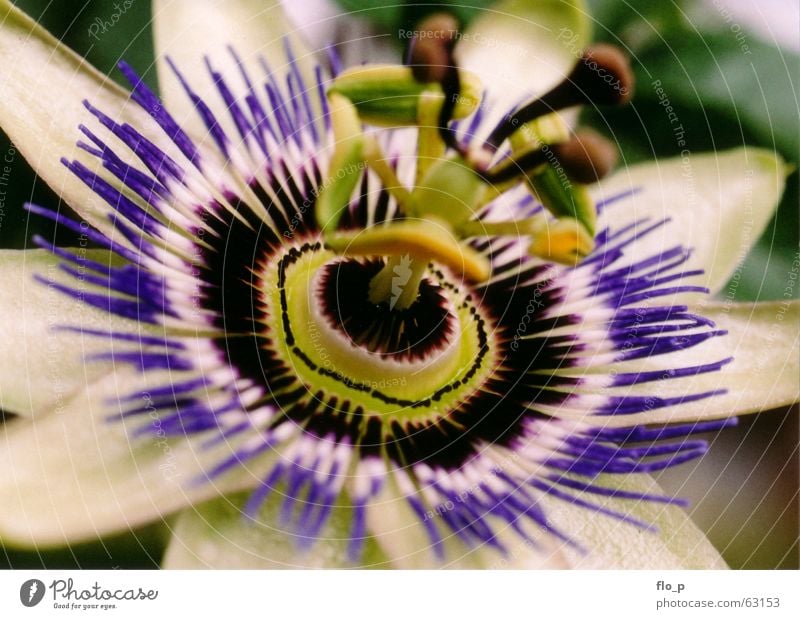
(317, 258), (456, 359)
(255, 242), (497, 426)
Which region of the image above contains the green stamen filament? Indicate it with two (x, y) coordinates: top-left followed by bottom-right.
(415, 90), (448, 184)
(362, 136), (412, 211)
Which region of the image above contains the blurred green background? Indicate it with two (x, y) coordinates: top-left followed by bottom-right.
(0, 0), (797, 569)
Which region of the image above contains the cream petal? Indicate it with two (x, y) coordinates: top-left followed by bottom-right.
(153, 0), (321, 149)
(163, 486), (568, 569)
(0, 249), (151, 417)
(561, 300), (799, 427)
(0, 365), (259, 547)
(539, 474), (727, 568)
(454, 0), (591, 132)
(283, 0), (398, 68)
(164, 474), (715, 569)
(0, 0), (170, 236)
(163, 458), (724, 570)
(162, 492), (388, 569)
(362, 474), (481, 569)
(363, 473), (569, 569)
(592, 147), (788, 297)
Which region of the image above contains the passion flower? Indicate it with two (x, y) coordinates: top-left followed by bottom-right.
(0, 0), (796, 569)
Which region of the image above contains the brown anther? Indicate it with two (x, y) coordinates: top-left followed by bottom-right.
(408, 12), (466, 152)
(482, 128), (619, 185)
(417, 12), (459, 39)
(411, 38), (451, 83)
(552, 128), (619, 183)
(486, 43), (635, 148)
(410, 13), (459, 83)
(572, 44), (634, 106)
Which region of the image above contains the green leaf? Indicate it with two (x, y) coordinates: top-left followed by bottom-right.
(10, 0), (156, 90)
(0, 522), (168, 568)
(334, 0), (484, 32)
(333, 0), (403, 29)
(627, 33), (799, 160)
